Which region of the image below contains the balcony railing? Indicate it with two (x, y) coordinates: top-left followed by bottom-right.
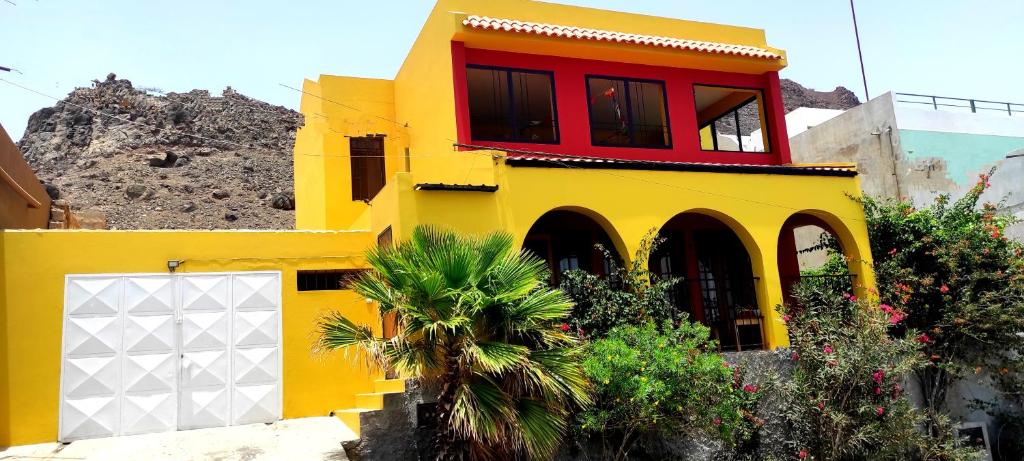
(665, 276), (764, 352)
(895, 92), (1024, 117)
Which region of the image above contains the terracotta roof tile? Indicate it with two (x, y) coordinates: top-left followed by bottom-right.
(461, 15), (783, 61)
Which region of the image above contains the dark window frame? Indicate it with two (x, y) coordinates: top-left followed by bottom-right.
(693, 83), (772, 154)
(349, 135), (387, 202)
(297, 269), (366, 291)
(465, 64), (561, 145)
(584, 74), (673, 149)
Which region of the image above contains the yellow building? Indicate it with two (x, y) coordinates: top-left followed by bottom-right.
(0, 0), (874, 448)
(294, 0), (874, 351)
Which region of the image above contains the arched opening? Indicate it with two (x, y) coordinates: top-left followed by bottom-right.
(777, 212), (858, 304)
(523, 209), (623, 284)
(649, 212), (763, 351)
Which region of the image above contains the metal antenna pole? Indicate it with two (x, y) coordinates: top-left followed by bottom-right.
(850, 0), (870, 101)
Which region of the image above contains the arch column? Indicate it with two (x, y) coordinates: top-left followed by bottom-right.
(751, 232), (790, 349)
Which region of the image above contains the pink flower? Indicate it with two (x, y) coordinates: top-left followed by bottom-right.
(560, 323), (570, 332)
(843, 293), (852, 300)
(817, 401), (825, 410)
(872, 370), (885, 384)
(791, 352), (800, 361)
(917, 333), (931, 344)
(823, 344), (834, 354)
(799, 450), (808, 459)
(889, 311), (906, 324)
(782, 314), (792, 323)
(850, 295), (858, 302)
(879, 304), (894, 313)
(876, 406), (885, 416)
(874, 386), (882, 395)
(743, 384), (759, 393)
(940, 284), (949, 294)
(713, 417), (722, 426)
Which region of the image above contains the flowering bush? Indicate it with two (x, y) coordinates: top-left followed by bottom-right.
(863, 170), (1024, 432)
(578, 321), (757, 460)
(778, 283), (975, 460)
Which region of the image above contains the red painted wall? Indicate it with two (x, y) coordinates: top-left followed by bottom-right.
(451, 42), (792, 165)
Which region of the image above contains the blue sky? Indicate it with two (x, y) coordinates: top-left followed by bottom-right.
(2, 0), (1022, 140)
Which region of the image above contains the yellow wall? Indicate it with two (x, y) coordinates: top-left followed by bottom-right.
(0, 230), (379, 446)
(294, 76), (407, 230)
(375, 158), (876, 350)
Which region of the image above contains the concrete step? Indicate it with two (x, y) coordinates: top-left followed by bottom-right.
(373, 378), (405, 394)
(355, 392), (393, 410)
(332, 408), (377, 438)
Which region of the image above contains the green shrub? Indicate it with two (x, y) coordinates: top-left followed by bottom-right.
(578, 321), (757, 460)
(559, 231), (679, 337)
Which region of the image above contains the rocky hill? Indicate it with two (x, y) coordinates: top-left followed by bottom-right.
(19, 73), (301, 230)
(17, 74), (859, 230)
(779, 78), (860, 113)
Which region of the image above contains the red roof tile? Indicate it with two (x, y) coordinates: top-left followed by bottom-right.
(461, 15), (783, 61)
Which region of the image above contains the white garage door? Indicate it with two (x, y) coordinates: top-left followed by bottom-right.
(58, 272), (282, 442)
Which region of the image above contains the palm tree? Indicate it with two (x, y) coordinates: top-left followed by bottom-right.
(316, 226), (590, 460)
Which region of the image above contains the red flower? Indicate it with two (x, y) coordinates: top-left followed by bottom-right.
(888, 248), (897, 256)
(799, 450), (808, 459)
(872, 370), (885, 384)
(939, 284), (949, 294)
(916, 333), (931, 344)
(876, 406), (885, 416)
(823, 344), (834, 354)
(874, 386), (882, 395)
(743, 384), (759, 393)
(817, 401), (825, 410)
(992, 230), (1001, 239)
(850, 295), (858, 302)
(791, 352), (800, 361)
(560, 323), (570, 332)
(782, 314), (792, 323)
(713, 417), (722, 426)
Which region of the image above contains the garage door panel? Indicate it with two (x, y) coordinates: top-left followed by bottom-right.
(125, 353), (175, 393)
(64, 356), (119, 399)
(124, 315), (175, 354)
(66, 277), (121, 316)
(182, 311), (229, 351)
(61, 396), (119, 440)
(233, 274), (280, 311)
(125, 276), (174, 315)
(181, 276), (229, 312)
(234, 310), (278, 347)
(183, 350), (229, 388)
(181, 388), (230, 429)
(122, 393), (176, 435)
(235, 347), (278, 385)
(65, 316), (120, 357)
(233, 384), (279, 426)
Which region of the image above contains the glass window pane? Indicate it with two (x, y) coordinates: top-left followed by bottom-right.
(629, 81), (670, 147)
(467, 68), (513, 141)
(511, 72), (557, 143)
(694, 85), (771, 153)
(588, 78), (630, 146)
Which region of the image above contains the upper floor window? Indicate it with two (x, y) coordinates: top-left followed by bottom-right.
(466, 66), (558, 143)
(694, 85), (771, 153)
(350, 136), (386, 201)
(586, 76), (671, 148)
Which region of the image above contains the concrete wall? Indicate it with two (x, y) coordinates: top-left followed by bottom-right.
(790, 92), (1024, 240)
(0, 123), (51, 229)
(0, 229), (380, 446)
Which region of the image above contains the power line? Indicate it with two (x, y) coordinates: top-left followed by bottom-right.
(849, 0), (870, 101)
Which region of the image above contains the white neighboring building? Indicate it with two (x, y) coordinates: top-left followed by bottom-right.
(748, 107), (843, 152)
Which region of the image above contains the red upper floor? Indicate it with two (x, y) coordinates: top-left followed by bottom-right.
(452, 42), (792, 165)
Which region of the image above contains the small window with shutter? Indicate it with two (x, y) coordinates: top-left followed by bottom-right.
(349, 136), (386, 201)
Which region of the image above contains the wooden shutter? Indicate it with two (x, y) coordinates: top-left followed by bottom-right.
(349, 136), (386, 201)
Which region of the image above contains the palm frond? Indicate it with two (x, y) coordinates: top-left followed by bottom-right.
(516, 398), (568, 459)
(466, 341), (531, 374)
